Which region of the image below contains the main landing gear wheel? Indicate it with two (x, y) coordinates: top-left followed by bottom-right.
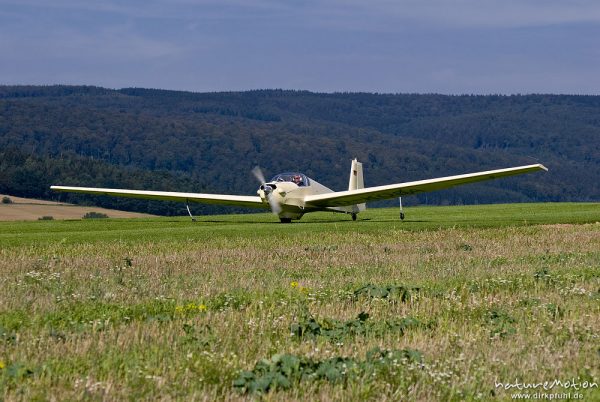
(400, 212), (405, 220)
(351, 213), (357, 221)
(279, 218), (292, 223)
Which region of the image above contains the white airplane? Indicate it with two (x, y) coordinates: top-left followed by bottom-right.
(51, 159), (547, 223)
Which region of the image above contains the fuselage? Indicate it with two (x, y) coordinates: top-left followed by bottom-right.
(257, 172), (348, 220)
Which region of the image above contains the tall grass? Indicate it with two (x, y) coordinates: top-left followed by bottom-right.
(0, 203), (598, 400)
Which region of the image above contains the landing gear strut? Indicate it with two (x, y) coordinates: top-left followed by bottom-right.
(185, 200), (196, 222)
(399, 197), (405, 220)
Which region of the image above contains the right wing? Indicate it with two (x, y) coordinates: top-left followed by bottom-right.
(50, 186), (268, 209)
(304, 164), (547, 208)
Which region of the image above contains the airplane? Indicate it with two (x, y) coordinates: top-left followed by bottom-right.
(51, 159), (547, 223)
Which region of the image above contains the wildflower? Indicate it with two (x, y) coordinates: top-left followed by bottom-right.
(198, 304), (207, 311)
(175, 305), (185, 314)
(300, 286), (309, 294)
(0, 360), (4, 369)
(290, 281), (299, 288)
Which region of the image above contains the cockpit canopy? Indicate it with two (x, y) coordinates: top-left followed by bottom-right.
(270, 172), (310, 186)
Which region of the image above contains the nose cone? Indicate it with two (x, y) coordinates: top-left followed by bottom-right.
(257, 183), (275, 198)
(257, 181), (299, 210)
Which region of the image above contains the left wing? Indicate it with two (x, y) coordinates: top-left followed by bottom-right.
(50, 186), (267, 209)
(304, 164), (547, 208)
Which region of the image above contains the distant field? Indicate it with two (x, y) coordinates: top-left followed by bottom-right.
(0, 203), (598, 400)
(0, 194), (155, 221)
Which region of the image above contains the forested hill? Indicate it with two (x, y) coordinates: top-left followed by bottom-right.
(1, 85), (598, 215)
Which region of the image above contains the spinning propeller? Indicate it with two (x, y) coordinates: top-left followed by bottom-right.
(252, 166), (281, 215)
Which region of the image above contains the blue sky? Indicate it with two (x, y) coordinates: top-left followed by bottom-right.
(1, 0), (599, 94)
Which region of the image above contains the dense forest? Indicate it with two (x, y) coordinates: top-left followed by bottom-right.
(0, 85), (598, 215)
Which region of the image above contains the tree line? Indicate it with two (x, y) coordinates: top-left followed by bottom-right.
(0, 85), (597, 214)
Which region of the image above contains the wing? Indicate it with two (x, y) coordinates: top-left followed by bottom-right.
(50, 186), (268, 209)
(304, 164), (547, 208)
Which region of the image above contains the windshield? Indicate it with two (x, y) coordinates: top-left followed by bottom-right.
(270, 172), (310, 186)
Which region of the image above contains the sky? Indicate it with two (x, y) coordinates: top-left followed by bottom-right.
(1, 0), (599, 94)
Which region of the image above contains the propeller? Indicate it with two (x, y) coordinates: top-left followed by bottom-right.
(251, 166), (266, 184)
(252, 166), (281, 215)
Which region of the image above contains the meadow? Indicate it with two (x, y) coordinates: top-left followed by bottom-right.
(0, 203), (599, 401)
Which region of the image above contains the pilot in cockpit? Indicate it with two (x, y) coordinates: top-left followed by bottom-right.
(292, 175), (303, 186)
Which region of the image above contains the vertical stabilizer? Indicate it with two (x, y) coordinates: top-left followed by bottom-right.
(348, 158), (366, 212)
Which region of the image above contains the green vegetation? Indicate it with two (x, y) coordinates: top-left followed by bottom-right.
(0, 203), (598, 400)
(1, 86), (598, 216)
(290, 311), (428, 342)
(37, 216), (54, 221)
(353, 284), (419, 301)
(233, 347), (423, 394)
(1, 196), (12, 204)
(82, 211), (109, 219)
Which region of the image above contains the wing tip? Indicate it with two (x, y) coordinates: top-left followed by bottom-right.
(50, 185), (67, 191)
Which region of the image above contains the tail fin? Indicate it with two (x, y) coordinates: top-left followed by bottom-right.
(348, 158), (366, 212)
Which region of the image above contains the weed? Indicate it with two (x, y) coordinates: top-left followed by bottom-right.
(0, 325), (16, 344)
(175, 303), (207, 315)
(534, 267), (553, 283)
(458, 243), (473, 251)
(352, 284), (419, 302)
(233, 347), (423, 394)
(208, 292), (250, 311)
(487, 309), (517, 339)
(0, 362), (35, 390)
(181, 323), (216, 347)
(291, 312), (370, 341)
(291, 312), (428, 342)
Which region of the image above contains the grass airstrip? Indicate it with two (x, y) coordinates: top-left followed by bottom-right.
(0, 203), (599, 400)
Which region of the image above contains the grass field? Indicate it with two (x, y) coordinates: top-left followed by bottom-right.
(0, 203), (599, 401)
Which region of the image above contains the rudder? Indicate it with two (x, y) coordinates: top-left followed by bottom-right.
(348, 158), (366, 212)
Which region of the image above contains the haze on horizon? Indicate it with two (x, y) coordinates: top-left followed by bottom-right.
(1, 0), (599, 95)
